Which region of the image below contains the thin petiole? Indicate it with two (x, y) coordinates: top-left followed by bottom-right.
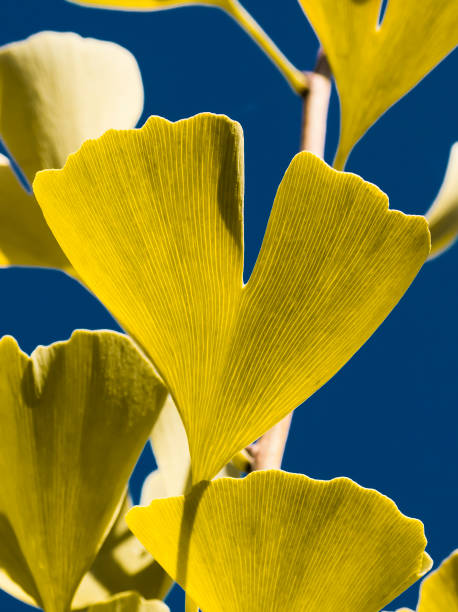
(223, 0), (309, 95)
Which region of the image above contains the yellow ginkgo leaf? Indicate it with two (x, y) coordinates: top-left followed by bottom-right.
(34, 113), (430, 484)
(297, 0), (458, 169)
(416, 550), (458, 612)
(77, 591), (169, 612)
(0, 330), (167, 612)
(0, 31), (143, 184)
(0, 31), (143, 272)
(386, 551), (458, 611)
(72, 495), (173, 609)
(142, 394), (244, 505)
(425, 144), (458, 259)
(0, 154), (72, 271)
(127, 470), (432, 612)
(143, 395), (193, 501)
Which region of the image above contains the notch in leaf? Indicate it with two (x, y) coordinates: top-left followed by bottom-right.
(297, 0), (458, 168)
(34, 113), (430, 484)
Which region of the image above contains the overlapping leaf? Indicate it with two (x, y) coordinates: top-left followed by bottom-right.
(127, 470), (431, 611)
(388, 551), (458, 611)
(72, 495), (173, 609)
(142, 395), (243, 504)
(417, 551), (458, 612)
(34, 113), (430, 483)
(0, 331), (166, 612)
(77, 591), (169, 612)
(0, 31), (143, 270)
(426, 144), (458, 259)
(297, 0), (458, 168)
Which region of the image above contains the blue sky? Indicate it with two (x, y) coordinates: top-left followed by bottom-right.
(0, 1), (457, 609)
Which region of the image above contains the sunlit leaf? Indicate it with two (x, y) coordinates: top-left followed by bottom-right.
(387, 551), (458, 611)
(142, 394), (243, 505)
(77, 591), (169, 611)
(0, 154), (72, 271)
(426, 144), (458, 259)
(142, 395), (192, 501)
(0, 331), (166, 612)
(416, 551), (458, 612)
(297, 0), (458, 168)
(72, 495), (173, 609)
(127, 470), (431, 611)
(34, 113), (430, 484)
(0, 30), (143, 271)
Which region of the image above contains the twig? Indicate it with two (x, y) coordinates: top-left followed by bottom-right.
(247, 50), (333, 473)
(300, 50), (332, 156)
(247, 414), (293, 471)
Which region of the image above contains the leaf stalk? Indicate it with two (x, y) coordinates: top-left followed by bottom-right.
(224, 0), (309, 95)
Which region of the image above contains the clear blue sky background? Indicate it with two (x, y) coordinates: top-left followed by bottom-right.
(0, 1), (457, 610)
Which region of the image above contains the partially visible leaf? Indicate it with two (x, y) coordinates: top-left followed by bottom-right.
(426, 144), (458, 258)
(127, 470), (431, 612)
(34, 113), (430, 484)
(0, 31), (143, 184)
(72, 495), (173, 609)
(0, 331), (166, 612)
(142, 394), (243, 505)
(417, 551), (458, 612)
(0, 154), (71, 270)
(77, 591), (169, 612)
(297, 0), (458, 168)
(0, 31), (143, 272)
(143, 395), (192, 501)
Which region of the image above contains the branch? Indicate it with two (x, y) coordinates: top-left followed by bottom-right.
(246, 51), (332, 473)
(300, 50), (332, 156)
(247, 413), (293, 471)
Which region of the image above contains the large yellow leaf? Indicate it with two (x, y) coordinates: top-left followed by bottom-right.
(77, 591), (169, 611)
(297, 0), (458, 169)
(34, 113), (430, 484)
(426, 144), (458, 259)
(0, 331), (167, 612)
(127, 470), (431, 611)
(0, 31), (143, 271)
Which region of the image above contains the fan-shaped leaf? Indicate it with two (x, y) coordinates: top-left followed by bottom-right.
(297, 0), (458, 168)
(0, 31), (143, 271)
(0, 331), (166, 612)
(127, 470), (431, 611)
(34, 113), (430, 484)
